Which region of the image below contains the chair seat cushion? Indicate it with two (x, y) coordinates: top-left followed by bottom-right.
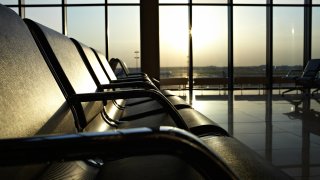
(96, 155), (203, 180)
(201, 136), (291, 179)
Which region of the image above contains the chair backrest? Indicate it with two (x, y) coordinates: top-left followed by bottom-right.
(302, 59), (320, 78)
(92, 49), (118, 81)
(0, 5), (76, 138)
(109, 58), (130, 78)
(71, 39), (125, 121)
(71, 38), (110, 86)
(24, 19), (105, 131)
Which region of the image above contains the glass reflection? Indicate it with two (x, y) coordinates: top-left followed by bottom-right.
(192, 89), (320, 179)
(273, 7), (304, 79)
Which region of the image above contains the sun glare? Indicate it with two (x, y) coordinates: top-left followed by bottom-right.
(160, 7), (224, 53)
(160, 7), (189, 52)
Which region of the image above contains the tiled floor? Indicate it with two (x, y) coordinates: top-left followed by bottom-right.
(174, 89), (320, 180)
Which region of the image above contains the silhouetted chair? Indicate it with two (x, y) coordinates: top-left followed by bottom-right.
(282, 59), (320, 96)
(71, 38), (190, 109)
(311, 76), (320, 96)
(25, 18), (231, 137)
(109, 57), (146, 78)
(0, 4), (291, 179)
(109, 57), (166, 89)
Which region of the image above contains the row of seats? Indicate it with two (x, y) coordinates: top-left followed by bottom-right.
(0, 5), (290, 179)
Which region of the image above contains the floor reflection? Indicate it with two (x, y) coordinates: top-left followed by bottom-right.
(180, 90), (320, 180)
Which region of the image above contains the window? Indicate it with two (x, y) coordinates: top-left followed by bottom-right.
(67, 0), (104, 4)
(25, 0), (61, 4)
(312, 7), (320, 58)
(67, 6), (106, 54)
(193, 0), (227, 3)
(25, 7), (62, 33)
(233, 0), (265, 4)
(273, 0), (304, 4)
(234, 7), (266, 88)
(159, 0), (188, 3)
(159, 6), (189, 82)
(108, 0), (139, 3)
(273, 7), (304, 79)
(0, 0), (17, 5)
(108, 6), (140, 72)
(193, 6), (228, 89)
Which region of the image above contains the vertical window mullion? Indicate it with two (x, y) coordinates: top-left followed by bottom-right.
(228, 0), (233, 90)
(18, 0), (25, 18)
(105, 0), (109, 60)
(304, 0), (312, 65)
(62, 0), (67, 35)
(188, 0), (193, 96)
(267, 0), (273, 89)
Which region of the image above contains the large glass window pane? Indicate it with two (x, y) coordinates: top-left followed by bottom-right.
(0, 0), (17, 4)
(193, 6), (228, 89)
(233, 0), (265, 4)
(273, 0), (304, 4)
(314, 0), (320, 4)
(159, 0), (188, 4)
(67, 0), (103, 4)
(108, 0), (139, 3)
(193, 0), (227, 3)
(25, 0), (61, 4)
(67, 7), (105, 54)
(234, 7), (266, 89)
(312, 8), (320, 58)
(159, 6), (189, 89)
(108, 6), (140, 72)
(25, 7), (62, 33)
(273, 7), (304, 87)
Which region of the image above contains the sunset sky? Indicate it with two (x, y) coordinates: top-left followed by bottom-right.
(1, 0), (320, 68)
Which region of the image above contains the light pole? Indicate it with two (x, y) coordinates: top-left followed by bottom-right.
(134, 50), (139, 72)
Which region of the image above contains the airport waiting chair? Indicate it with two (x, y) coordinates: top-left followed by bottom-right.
(0, 5), (292, 179)
(109, 57), (176, 94)
(25, 18), (188, 132)
(71, 38), (190, 110)
(0, 5), (236, 179)
(25, 18), (230, 137)
(282, 59), (320, 96)
(109, 57), (146, 79)
(94, 50), (175, 97)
